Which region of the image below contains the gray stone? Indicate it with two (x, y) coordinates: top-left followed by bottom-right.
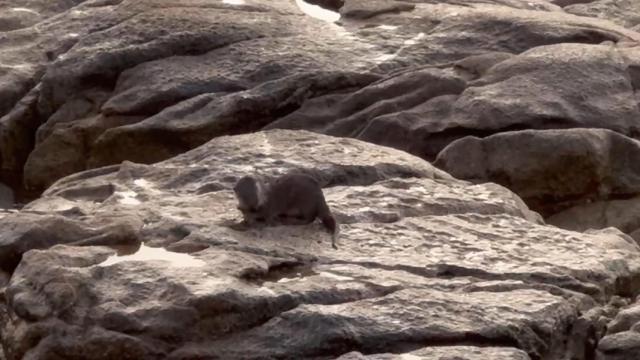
(606, 303), (640, 334)
(335, 347), (531, 360)
(270, 43), (640, 161)
(3, 0), (640, 192)
(547, 197), (640, 235)
(0, 182), (13, 209)
(434, 129), (640, 216)
(566, 0), (640, 29)
(0, 0), (85, 31)
(597, 331), (640, 360)
(1, 130), (639, 359)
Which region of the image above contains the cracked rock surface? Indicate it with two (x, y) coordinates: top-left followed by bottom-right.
(2, 0), (640, 198)
(3, 0), (640, 359)
(1, 130), (640, 359)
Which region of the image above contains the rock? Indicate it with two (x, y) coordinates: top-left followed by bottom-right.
(452, 51), (515, 81)
(23, 114), (144, 190)
(3, 0), (640, 194)
(0, 212), (142, 273)
(335, 347), (531, 360)
(99, 34), (377, 117)
(340, 0), (416, 20)
(0, 0), (86, 31)
(1, 0), (640, 357)
(566, 0), (640, 29)
(606, 303), (640, 334)
(169, 287), (571, 359)
(0, 182), (13, 209)
(270, 43), (640, 161)
(0, 85), (41, 187)
(87, 71), (381, 168)
(1, 130), (639, 359)
(265, 67), (468, 152)
(434, 129), (640, 216)
(597, 331), (640, 360)
(0, 0), (136, 188)
(547, 197), (640, 235)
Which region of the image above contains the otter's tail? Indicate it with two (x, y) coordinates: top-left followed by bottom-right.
(318, 201), (339, 249)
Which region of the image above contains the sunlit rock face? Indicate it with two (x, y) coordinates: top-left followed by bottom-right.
(3, 0), (640, 358)
(1, 130), (640, 359)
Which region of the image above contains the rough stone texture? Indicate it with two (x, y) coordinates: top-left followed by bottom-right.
(1, 130), (640, 359)
(2, 0), (640, 193)
(597, 331), (640, 360)
(0, 0), (85, 31)
(269, 42), (640, 161)
(606, 302), (640, 334)
(0, 212), (142, 273)
(434, 129), (640, 216)
(0, 182), (12, 209)
(547, 197), (640, 235)
(566, 0), (640, 29)
(336, 347), (531, 360)
(86, 71), (381, 169)
(3, 0), (640, 358)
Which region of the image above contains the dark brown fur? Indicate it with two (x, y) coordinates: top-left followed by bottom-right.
(233, 173), (339, 249)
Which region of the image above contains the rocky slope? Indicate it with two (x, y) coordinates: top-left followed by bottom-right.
(0, 130), (638, 360)
(3, 0), (640, 359)
(1, 0), (640, 205)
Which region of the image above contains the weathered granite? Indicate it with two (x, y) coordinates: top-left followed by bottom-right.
(1, 130), (639, 359)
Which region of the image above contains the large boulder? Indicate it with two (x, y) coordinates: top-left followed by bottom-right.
(597, 331), (640, 360)
(434, 129), (640, 216)
(1, 130), (639, 359)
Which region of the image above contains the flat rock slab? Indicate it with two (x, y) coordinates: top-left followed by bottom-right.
(1, 130), (640, 359)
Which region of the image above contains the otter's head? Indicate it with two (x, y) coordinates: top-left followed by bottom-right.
(233, 176), (264, 216)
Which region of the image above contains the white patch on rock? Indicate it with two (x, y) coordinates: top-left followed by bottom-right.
(133, 179), (151, 188)
(404, 32), (426, 46)
(373, 32), (426, 64)
(257, 286), (276, 295)
(133, 178), (162, 195)
(0, 63), (32, 70)
(318, 271), (354, 281)
(378, 25), (399, 31)
(222, 0), (245, 4)
(295, 0), (340, 22)
(114, 190), (141, 205)
(99, 244), (206, 268)
(10, 8), (39, 15)
(277, 274), (309, 283)
(374, 53), (396, 62)
(399, 355), (422, 360)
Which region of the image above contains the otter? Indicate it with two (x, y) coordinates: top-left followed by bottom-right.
(233, 173), (339, 249)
